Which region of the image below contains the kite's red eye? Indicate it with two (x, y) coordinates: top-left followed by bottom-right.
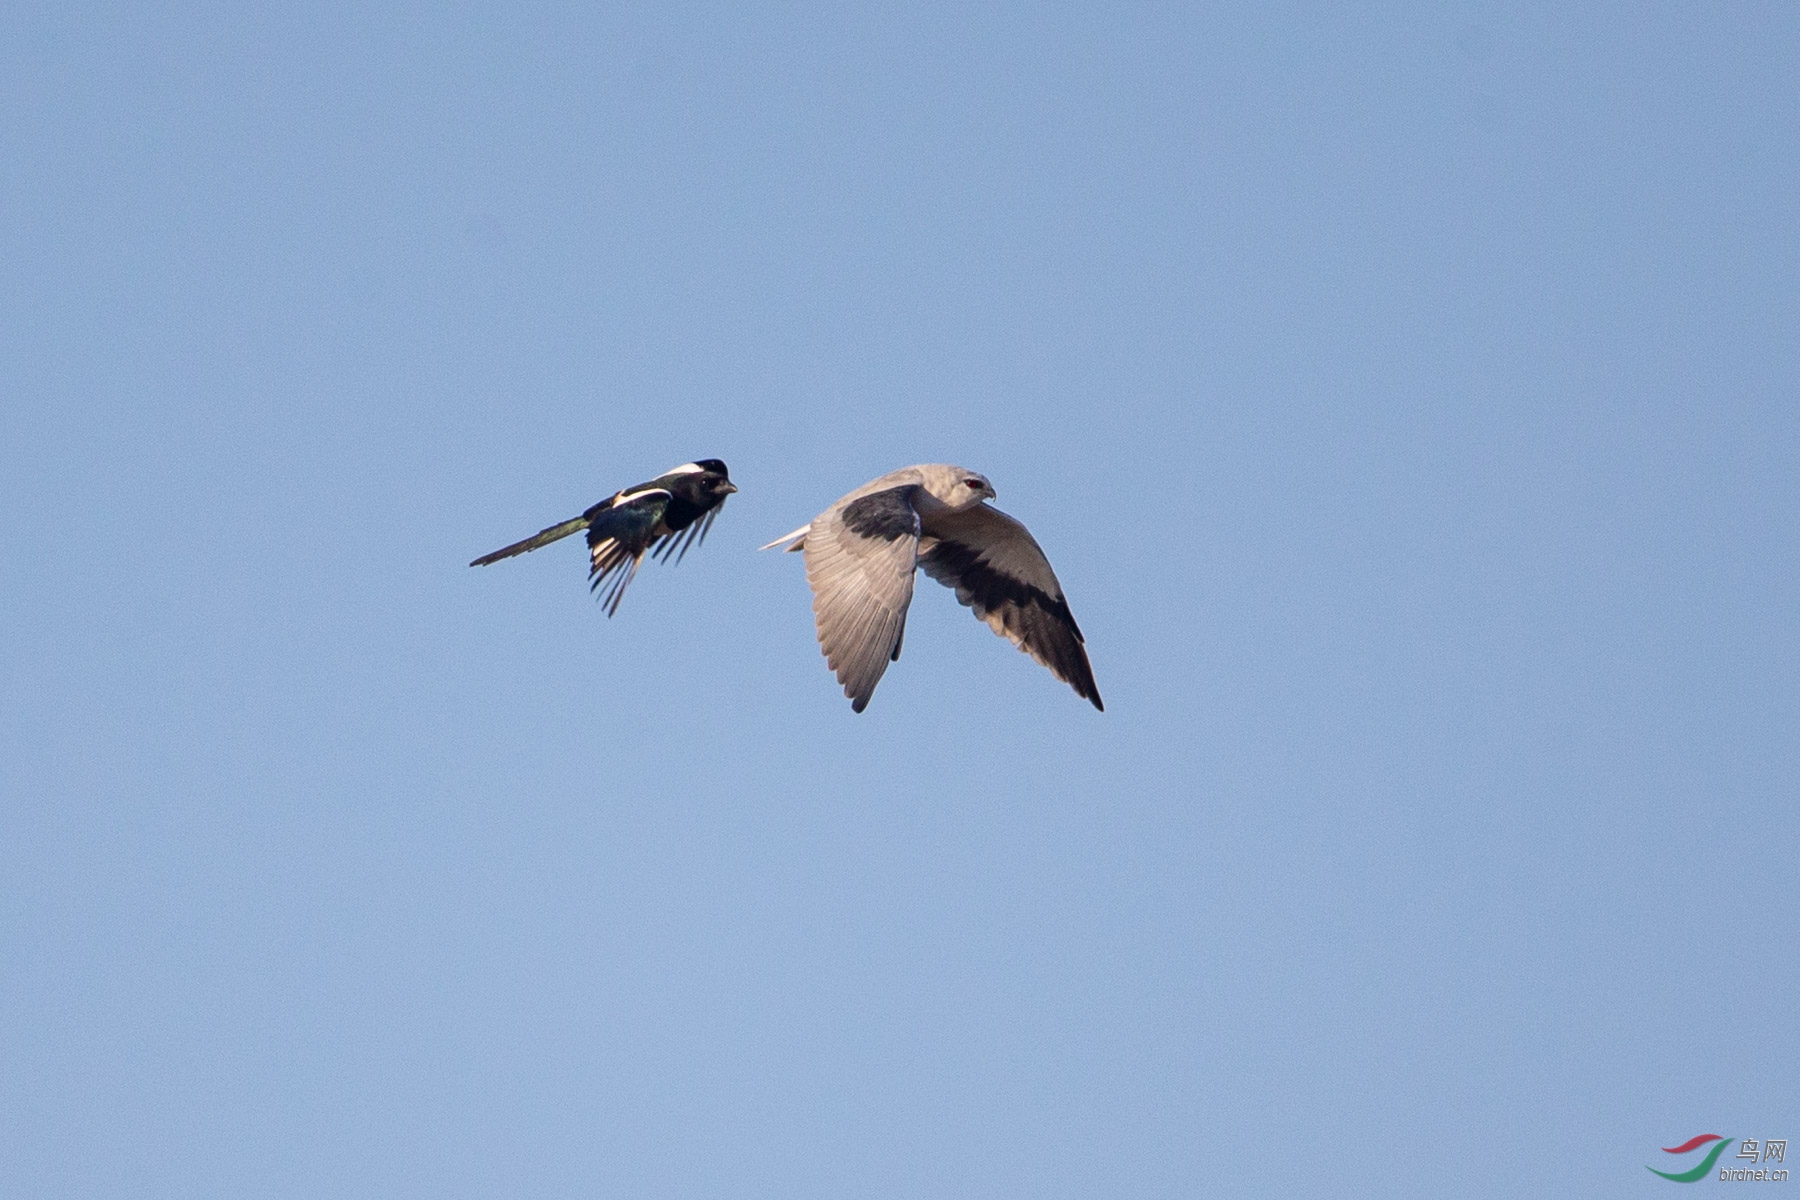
(965, 479), (983, 489)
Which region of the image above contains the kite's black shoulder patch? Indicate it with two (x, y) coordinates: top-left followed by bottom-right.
(843, 486), (920, 542)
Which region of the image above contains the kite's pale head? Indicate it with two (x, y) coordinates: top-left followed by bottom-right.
(916, 463), (995, 509)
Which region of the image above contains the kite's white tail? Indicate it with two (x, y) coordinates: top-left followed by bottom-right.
(759, 523), (811, 552)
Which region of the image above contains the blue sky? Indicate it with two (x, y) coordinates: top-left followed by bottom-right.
(2, 3), (1795, 1196)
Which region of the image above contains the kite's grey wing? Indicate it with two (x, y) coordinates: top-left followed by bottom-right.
(918, 503), (1102, 710)
(803, 485), (922, 712)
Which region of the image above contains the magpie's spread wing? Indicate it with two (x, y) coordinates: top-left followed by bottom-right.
(587, 487), (671, 616)
(802, 485), (921, 712)
(652, 501), (723, 565)
(918, 503), (1102, 710)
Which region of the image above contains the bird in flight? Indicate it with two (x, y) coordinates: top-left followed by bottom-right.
(762, 464), (1101, 712)
(471, 459), (737, 615)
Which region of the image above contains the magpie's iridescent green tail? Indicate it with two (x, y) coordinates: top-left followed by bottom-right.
(468, 516), (588, 567)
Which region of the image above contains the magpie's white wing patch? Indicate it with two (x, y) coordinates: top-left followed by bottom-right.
(918, 503), (1103, 710)
(803, 485), (921, 712)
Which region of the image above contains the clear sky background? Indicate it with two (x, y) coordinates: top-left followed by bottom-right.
(2, 3), (1795, 1197)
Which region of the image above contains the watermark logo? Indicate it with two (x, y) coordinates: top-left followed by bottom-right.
(1650, 1135), (1788, 1184)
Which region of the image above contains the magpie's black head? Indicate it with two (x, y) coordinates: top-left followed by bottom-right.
(659, 459), (737, 506)
(694, 459), (736, 498)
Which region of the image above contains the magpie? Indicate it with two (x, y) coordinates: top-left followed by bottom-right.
(471, 460), (737, 615)
(761, 463), (1101, 712)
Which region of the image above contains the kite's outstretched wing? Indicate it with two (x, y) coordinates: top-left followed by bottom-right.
(802, 485), (923, 712)
(918, 502), (1102, 711)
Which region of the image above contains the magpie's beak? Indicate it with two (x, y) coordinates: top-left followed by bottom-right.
(719, 481), (739, 494)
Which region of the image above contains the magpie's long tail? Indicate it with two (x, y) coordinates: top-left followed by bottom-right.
(469, 516), (589, 567)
